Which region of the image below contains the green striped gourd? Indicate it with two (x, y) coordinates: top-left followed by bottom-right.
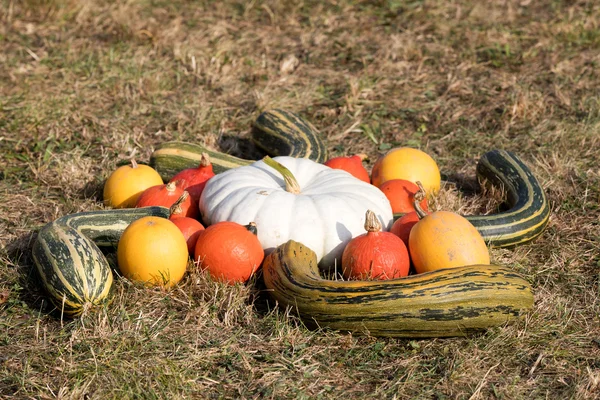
(32, 207), (170, 317)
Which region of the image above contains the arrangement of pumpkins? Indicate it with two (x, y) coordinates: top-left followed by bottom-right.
(101, 145), (489, 288)
(32, 109), (548, 336)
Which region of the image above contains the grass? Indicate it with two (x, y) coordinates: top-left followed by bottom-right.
(1, 0), (600, 398)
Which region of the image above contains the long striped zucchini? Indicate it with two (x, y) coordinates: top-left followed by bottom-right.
(263, 240), (534, 338)
(32, 207), (170, 317)
(149, 109), (327, 181)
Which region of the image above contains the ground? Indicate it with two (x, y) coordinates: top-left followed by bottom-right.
(1, 0), (599, 399)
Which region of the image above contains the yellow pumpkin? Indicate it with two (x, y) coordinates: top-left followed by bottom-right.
(117, 216), (188, 287)
(409, 210), (490, 273)
(103, 160), (164, 208)
(371, 147), (441, 195)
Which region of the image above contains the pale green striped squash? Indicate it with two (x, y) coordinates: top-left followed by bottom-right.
(32, 207), (170, 317)
(263, 240), (534, 338)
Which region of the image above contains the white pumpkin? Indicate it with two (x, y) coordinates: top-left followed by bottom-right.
(199, 156), (393, 269)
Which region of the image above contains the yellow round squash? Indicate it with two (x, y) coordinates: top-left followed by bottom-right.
(103, 160), (164, 209)
(371, 147), (441, 195)
(117, 216), (188, 287)
(409, 210), (490, 273)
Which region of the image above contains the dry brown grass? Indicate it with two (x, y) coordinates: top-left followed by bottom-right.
(1, 0), (600, 398)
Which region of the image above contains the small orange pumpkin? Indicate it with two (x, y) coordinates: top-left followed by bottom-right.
(324, 154), (370, 183)
(136, 181), (198, 219)
(378, 179), (429, 214)
(342, 210), (410, 280)
(409, 183), (490, 273)
(194, 221), (264, 284)
(390, 211), (420, 248)
(170, 153), (215, 205)
(169, 192), (205, 254)
(371, 147), (441, 195)
(117, 216), (188, 287)
(103, 159), (163, 208)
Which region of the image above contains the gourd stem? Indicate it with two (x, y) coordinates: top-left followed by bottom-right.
(200, 152), (211, 167)
(246, 222), (258, 235)
(364, 210), (382, 233)
(414, 181), (429, 220)
(166, 181), (178, 192)
(169, 191), (189, 217)
(262, 156), (301, 194)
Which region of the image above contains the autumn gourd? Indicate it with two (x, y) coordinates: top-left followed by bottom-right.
(199, 156), (393, 271)
(194, 221), (264, 284)
(342, 210), (410, 280)
(371, 147), (441, 195)
(378, 179), (428, 215)
(169, 193), (205, 254)
(117, 216), (189, 288)
(169, 152), (215, 205)
(103, 159), (164, 208)
(136, 181), (198, 219)
(390, 211), (419, 248)
(409, 183), (490, 273)
(324, 154), (370, 183)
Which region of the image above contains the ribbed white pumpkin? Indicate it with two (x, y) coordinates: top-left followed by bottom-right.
(199, 156), (393, 270)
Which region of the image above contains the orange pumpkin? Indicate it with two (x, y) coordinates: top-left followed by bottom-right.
(324, 154), (370, 183)
(342, 210), (410, 280)
(103, 159), (163, 208)
(371, 147), (441, 195)
(194, 221), (264, 284)
(136, 181), (198, 219)
(378, 179), (429, 214)
(117, 216), (188, 287)
(408, 184), (490, 273)
(169, 192), (205, 254)
(390, 211), (420, 248)
(170, 153), (215, 205)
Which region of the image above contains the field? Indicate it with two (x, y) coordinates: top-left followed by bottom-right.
(1, 0), (600, 398)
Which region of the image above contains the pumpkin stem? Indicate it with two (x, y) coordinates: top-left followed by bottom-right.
(414, 181), (429, 220)
(356, 153), (368, 162)
(166, 181), (178, 192)
(364, 210), (382, 233)
(131, 158), (138, 169)
(169, 191), (189, 217)
(200, 153), (211, 168)
(245, 222), (258, 235)
(262, 156), (301, 194)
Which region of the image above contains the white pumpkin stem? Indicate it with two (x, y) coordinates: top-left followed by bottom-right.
(414, 181), (429, 220)
(364, 210), (382, 233)
(262, 156), (301, 194)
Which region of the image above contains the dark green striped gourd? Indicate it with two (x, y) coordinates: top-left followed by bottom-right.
(263, 240), (534, 338)
(32, 207), (170, 317)
(149, 109), (327, 181)
(468, 149), (550, 247)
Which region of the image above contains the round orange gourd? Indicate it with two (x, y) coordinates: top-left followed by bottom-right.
(390, 211), (420, 248)
(194, 221), (264, 284)
(136, 181), (198, 219)
(408, 186), (490, 273)
(371, 147), (441, 195)
(169, 192), (205, 254)
(324, 154), (370, 183)
(342, 210), (410, 280)
(117, 216), (188, 287)
(103, 159), (164, 208)
(170, 153), (215, 205)
(378, 179), (429, 214)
